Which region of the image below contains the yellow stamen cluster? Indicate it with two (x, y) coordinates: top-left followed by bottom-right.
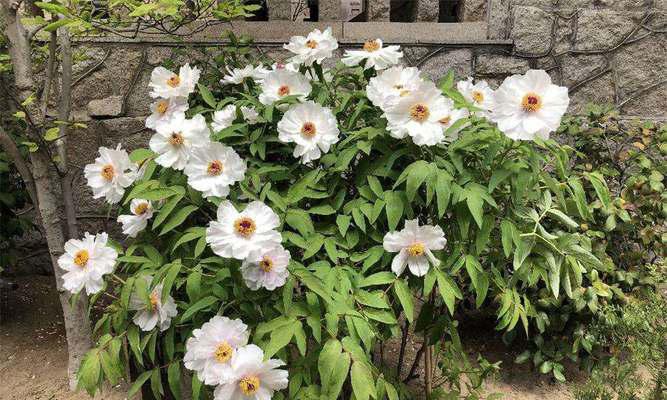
(156, 100), (169, 114)
(207, 160), (224, 176)
(169, 132), (184, 146)
(277, 85), (291, 97)
(300, 122), (317, 138)
(409, 103), (430, 122)
(521, 92), (542, 112)
(149, 292), (160, 310)
(214, 341), (233, 363)
(166, 75), (180, 88)
(234, 217), (256, 238)
(259, 256), (274, 272)
(407, 243), (425, 257)
(363, 40), (381, 52)
(239, 376), (260, 395)
(472, 91), (484, 103)
(134, 202), (150, 215)
(306, 39), (318, 49)
(73, 250), (89, 268)
(101, 164), (115, 181)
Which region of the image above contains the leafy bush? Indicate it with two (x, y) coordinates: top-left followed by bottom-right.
(67, 31), (658, 399)
(0, 147), (32, 270)
(574, 264), (666, 400)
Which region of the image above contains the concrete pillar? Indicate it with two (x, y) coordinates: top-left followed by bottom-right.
(320, 0), (343, 20)
(414, 0), (439, 22)
(367, 0), (391, 21)
(267, 0), (292, 20)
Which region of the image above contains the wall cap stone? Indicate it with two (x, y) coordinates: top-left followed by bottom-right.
(71, 21), (513, 46)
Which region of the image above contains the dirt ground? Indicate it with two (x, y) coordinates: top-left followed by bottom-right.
(0, 275), (581, 400)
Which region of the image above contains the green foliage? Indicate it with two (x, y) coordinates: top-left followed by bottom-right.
(77, 40), (660, 399)
(0, 147), (33, 271)
(561, 106), (667, 266)
(574, 265), (666, 400)
(30, 0), (262, 37)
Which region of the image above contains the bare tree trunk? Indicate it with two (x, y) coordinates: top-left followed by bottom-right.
(1, 0), (93, 390)
(30, 149), (93, 390)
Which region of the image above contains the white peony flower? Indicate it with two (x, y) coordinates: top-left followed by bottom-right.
(456, 77), (495, 118)
(84, 145), (138, 204)
(149, 113), (211, 170)
(57, 232), (118, 295)
(342, 39), (403, 70)
(491, 69), (569, 141)
(212, 344), (288, 400)
(284, 27), (339, 66)
(145, 97), (189, 129)
(184, 316), (250, 385)
(184, 142), (246, 199)
(277, 101), (340, 164)
(149, 63), (200, 99)
(270, 62), (300, 73)
(258, 69), (312, 106)
(211, 105), (237, 132)
(206, 200), (282, 260)
(384, 80), (455, 146)
(129, 279), (177, 332)
(221, 65), (269, 85)
(434, 98), (470, 142)
(117, 199), (154, 238)
(240, 106), (259, 124)
(383, 219), (446, 277)
(240, 245), (291, 291)
(366, 66), (423, 111)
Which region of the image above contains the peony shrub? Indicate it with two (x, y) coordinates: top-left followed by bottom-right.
(68, 28), (628, 399)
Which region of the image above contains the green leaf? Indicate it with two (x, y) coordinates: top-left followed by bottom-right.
(128, 370), (152, 397)
(44, 127), (60, 141)
(355, 290), (390, 309)
(77, 350), (101, 396)
(150, 367), (164, 398)
(129, 3), (159, 16)
(435, 171), (452, 218)
(308, 204), (336, 215)
(500, 219), (516, 258)
(367, 176), (384, 198)
(167, 363), (182, 400)
(180, 296), (218, 322)
(172, 227), (206, 252)
(363, 308), (397, 325)
(393, 279), (414, 323)
(384, 191), (403, 231)
(546, 209), (578, 229)
(464, 255), (488, 307)
(465, 187), (485, 228)
(352, 208), (366, 232)
(127, 325), (143, 366)
(435, 269), (462, 315)
(264, 322), (297, 358)
(319, 339), (342, 389)
(197, 84), (217, 108)
(586, 172), (612, 211)
(405, 161), (431, 201)
(359, 272), (396, 287)
(351, 362), (376, 400)
(160, 205), (197, 235)
(161, 262), (182, 304)
(285, 209), (314, 236)
(336, 214), (352, 237)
